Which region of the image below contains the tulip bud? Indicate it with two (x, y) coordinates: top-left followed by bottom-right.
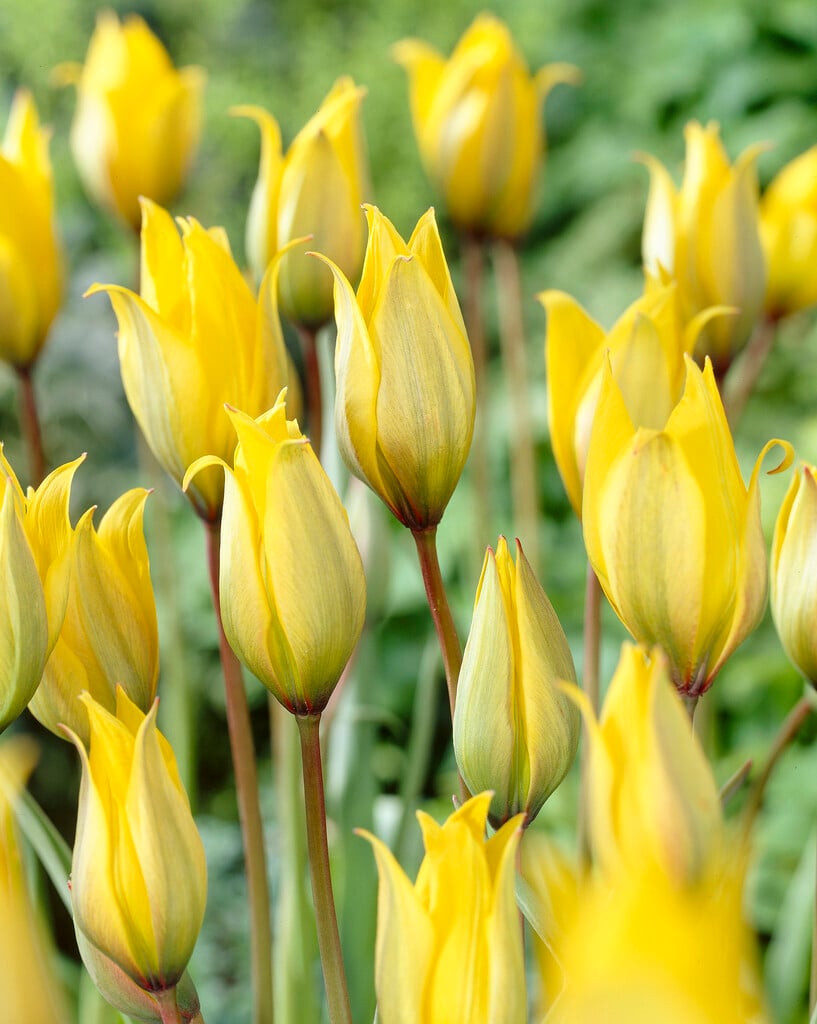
(394, 14), (579, 240)
(0, 89), (63, 369)
(641, 121), (766, 372)
(454, 537), (579, 827)
(65, 688), (207, 996)
(87, 199), (292, 520)
(29, 488), (159, 743)
(761, 146), (817, 319)
(541, 275), (728, 517)
(185, 392), (366, 715)
(57, 11), (204, 231)
(771, 464), (817, 684)
(234, 77), (370, 329)
(319, 205), (475, 530)
(582, 354), (791, 695)
(360, 793), (526, 1024)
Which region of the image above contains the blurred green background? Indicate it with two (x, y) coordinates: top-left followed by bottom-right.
(3, 0), (817, 1021)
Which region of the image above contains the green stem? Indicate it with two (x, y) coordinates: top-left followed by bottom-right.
(296, 714), (352, 1024)
(812, 835), (817, 1016)
(155, 989), (183, 1024)
(17, 365), (46, 486)
(577, 564), (601, 867)
(298, 324), (323, 460)
(205, 521), (274, 1024)
(493, 239), (540, 572)
(719, 759), (753, 807)
(461, 234), (491, 548)
(722, 314), (779, 426)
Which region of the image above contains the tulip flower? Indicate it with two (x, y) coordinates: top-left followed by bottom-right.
(771, 464), (817, 684)
(30, 488), (159, 743)
(541, 275), (727, 517)
(57, 11), (204, 231)
(761, 145), (817, 319)
(319, 205), (475, 531)
(360, 793), (526, 1024)
(394, 15), (579, 240)
(566, 643), (721, 882)
(582, 355), (791, 696)
(641, 121), (766, 371)
(185, 392), (366, 715)
(0, 738), (70, 1022)
(87, 199), (292, 520)
(66, 688), (207, 996)
(234, 77), (370, 329)
(454, 537), (579, 827)
(0, 89), (63, 370)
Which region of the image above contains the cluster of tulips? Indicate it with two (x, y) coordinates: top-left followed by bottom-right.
(4, 7), (817, 1024)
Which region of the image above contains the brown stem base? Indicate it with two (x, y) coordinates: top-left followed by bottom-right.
(17, 365), (46, 486)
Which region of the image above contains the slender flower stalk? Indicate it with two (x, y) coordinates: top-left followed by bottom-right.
(16, 367), (46, 486)
(297, 323), (323, 458)
(205, 521), (274, 1024)
(297, 714), (352, 1024)
(721, 314), (780, 426)
(493, 239), (539, 572)
(461, 234), (491, 544)
(155, 989), (184, 1024)
(578, 565), (601, 864)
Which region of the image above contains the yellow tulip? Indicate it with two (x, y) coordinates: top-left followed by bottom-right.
(360, 793), (526, 1024)
(0, 738), (70, 1023)
(454, 537), (579, 827)
(540, 275), (726, 517)
(185, 392), (366, 715)
(30, 487), (159, 743)
(87, 199), (292, 520)
(0, 89), (63, 369)
(771, 464), (817, 684)
(761, 145), (817, 319)
(234, 77), (370, 329)
(66, 688), (207, 995)
(566, 643), (721, 882)
(582, 355), (791, 695)
(57, 11), (204, 231)
(319, 205), (475, 530)
(641, 121), (766, 371)
(394, 15), (579, 239)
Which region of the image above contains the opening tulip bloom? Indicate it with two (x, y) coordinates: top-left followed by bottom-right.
(0, 89), (63, 369)
(641, 121), (766, 372)
(360, 793), (526, 1024)
(57, 11), (204, 231)
(234, 77), (370, 329)
(454, 537), (579, 828)
(319, 205), (475, 530)
(394, 14), (579, 240)
(66, 689), (207, 997)
(87, 199), (293, 520)
(185, 392), (366, 716)
(582, 355), (791, 696)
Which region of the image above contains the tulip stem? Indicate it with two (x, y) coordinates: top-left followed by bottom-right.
(577, 564), (601, 866)
(297, 713), (353, 1024)
(155, 988), (184, 1024)
(493, 239), (540, 572)
(722, 314), (779, 426)
(298, 324), (323, 460)
(16, 366), (46, 487)
(205, 521), (275, 1024)
(461, 235), (491, 547)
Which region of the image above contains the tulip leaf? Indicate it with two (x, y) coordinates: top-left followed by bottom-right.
(14, 785), (72, 915)
(515, 872), (549, 945)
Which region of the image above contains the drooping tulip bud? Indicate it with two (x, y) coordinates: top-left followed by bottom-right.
(454, 537), (579, 828)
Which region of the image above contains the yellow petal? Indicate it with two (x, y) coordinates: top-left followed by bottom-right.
(231, 105), (283, 281)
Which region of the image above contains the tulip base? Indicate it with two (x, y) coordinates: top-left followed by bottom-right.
(154, 988), (183, 1024)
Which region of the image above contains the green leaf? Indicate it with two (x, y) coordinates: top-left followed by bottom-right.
(14, 785), (72, 915)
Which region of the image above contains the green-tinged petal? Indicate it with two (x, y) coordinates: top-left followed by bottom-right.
(357, 205), (408, 317)
(639, 152), (678, 277)
(230, 105), (283, 281)
(407, 208), (470, 342)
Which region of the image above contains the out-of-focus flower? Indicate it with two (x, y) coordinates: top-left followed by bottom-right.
(772, 464), (817, 684)
(319, 205), (475, 530)
(87, 199), (292, 520)
(234, 77), (370, 329)
(393, 14), (579, 239)
(582, 355), (791, 695)
(0, 89), (62, 369)
(454, 537), (579, 827)
(0, 738), (70, 1023)
(57, 11), (204, 231)
(566, 643), (721, 883)
(641, 121), (766, 371)
(761, 145), (817, 319)
(66, 688), (206, 997)
(185, 393), (366, 716)
(360, 792), (526, 1024)
(30, 487), (158, 743)
(540, 275), (726, 517)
